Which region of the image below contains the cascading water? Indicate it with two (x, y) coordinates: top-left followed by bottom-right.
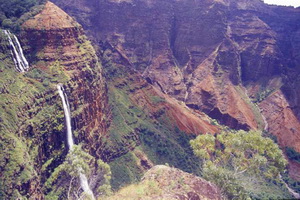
(57, 85), (74, 148)
(57, 84), (95, 200)
(3, 30), (29, 72)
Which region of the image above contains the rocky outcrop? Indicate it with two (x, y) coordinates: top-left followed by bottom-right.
(107, 165), (222, 200)
(143, 165), (222, 200)
(259, 90), (300, 181)
(184, 41), (259, 130)
(102, 41), (219, 137)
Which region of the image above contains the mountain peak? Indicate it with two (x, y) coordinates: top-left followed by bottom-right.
(22, 1), (79, 30)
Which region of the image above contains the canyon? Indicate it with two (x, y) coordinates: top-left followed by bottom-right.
(52, 0), (300, 182)
(0, 0), (300, 199)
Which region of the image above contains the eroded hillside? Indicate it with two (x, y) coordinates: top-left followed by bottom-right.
(52, 0), (300, 179)
(1, 0), (300, 199)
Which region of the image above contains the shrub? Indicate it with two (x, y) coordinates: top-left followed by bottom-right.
(286, 147), (300, 163)
(190, 130), (288, 199)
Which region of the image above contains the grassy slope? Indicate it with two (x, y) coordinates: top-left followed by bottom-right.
(107, 82), (202, 190)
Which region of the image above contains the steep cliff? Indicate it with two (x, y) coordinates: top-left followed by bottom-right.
(0, 1), (222, 198)
(51, 0), (266, 131)
(100, 41), (220, 190)
(21, 1), (109, 158)
(0, 2), (108, 199)
(2, 0), (300, 198)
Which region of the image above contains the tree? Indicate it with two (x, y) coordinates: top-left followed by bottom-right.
(45, 145), (111, 199)
(190, 130), (288, 199)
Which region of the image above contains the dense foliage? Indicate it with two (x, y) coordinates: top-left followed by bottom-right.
(0, 0), (46, 31)
(190, 130), (289, 199)
(286, 146), (300, 163)
(45, 145), (111, 200)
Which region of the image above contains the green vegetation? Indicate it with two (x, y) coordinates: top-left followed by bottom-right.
(262, 130), (278, 144)
(0, 29), (71, 199)
(247, 77), (282, 104)
(45, 145), (111, 200)
(286, 147), (300, 163)
(110, 152), (144, 190)
(101, 47), (202, 190)
(190, 130), (290, 199)
(282, 171), (300, 194)
(103, 180), (162, 200)
(139, 126), (200, 174)
(107, 84), (201, 190)
(0, 132), (36, 199)
(254, 89), (275, 103)
(0, 0), (46, 31)
(0, 25), (105, 199)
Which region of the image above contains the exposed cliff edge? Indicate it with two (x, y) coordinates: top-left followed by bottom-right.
(105, 165), (222, 200)
(21, 1), (109, 158)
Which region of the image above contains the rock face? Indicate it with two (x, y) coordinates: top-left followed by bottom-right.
(0, 2), (108, 199)
(99, 41), (219, 165)
(52, 0), (300, 153)
(51, 0), (271, 131)
(2, 0), (300, 198)
(260, 91), (300, 152)
(102, 41), (219, 137)
(107, 165), (222, 200)
(50, 0), (300, 183)
(142, 165), (222, 200)
(22, 1), (109, 157)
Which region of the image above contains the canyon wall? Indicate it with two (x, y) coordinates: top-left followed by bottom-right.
(51, 0), (300, 180)
(52, 0), (300, 148)
(1, 0), (300, 198)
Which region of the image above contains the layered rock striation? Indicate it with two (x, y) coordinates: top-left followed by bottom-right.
(22, 1), (109, 157)
(0, 1), (108, 199)
(52, 0), (300, 149)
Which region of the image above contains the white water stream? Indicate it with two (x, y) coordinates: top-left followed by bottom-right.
(3, 30), (29, 72)
(57, 84), (95, 200)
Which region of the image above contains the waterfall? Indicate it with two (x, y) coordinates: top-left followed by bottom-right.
(57, 84), (74, 148)
(3, 30), (29, 72)
(57, 84), (95, 200)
